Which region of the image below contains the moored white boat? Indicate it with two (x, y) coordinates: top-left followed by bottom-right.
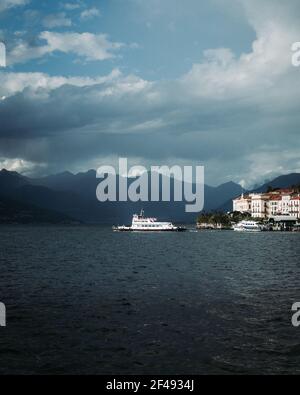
(233, 220), (262, 232)
(113, 210), (186, 232)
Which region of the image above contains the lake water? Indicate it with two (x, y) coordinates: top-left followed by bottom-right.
(0, 226), (300, 374)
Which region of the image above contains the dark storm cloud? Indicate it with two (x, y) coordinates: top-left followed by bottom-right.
(1, 67), (299, 184)
(1, 0), (300, 186)
(0, 77), (263, 162)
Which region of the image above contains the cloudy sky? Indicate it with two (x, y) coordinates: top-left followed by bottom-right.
(0, 0), (300, 187)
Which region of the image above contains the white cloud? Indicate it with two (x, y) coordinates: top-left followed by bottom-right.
(42, 13), (72, 28)
(0, 68), (122, 97)
(8, 31), (124, 65)
(181, 19), (294, 100)
(62, 2), (82, 11)
(80, 7), (101, 20)
(41, 31), (123, 61)
(0, 157), (44, 174)
(0, 0), (28, 12)
(239, 149), (300, 189)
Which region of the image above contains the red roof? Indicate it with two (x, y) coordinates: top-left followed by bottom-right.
(269, 196), (281, 201)
(280, 189), (295, 194)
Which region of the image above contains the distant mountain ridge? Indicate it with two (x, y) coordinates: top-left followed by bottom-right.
(252, 173), (300, 193)
(32, 170), (243, 222)
(1, 168), (299, 224)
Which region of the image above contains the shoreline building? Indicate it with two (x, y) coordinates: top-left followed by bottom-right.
(233, 189), (300, 219)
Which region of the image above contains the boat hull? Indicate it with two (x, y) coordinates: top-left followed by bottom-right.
(113, 227), (187, 232)
(233, 227), (261, 232)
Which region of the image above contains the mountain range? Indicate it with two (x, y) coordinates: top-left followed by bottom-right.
(0, 169), (299, 224)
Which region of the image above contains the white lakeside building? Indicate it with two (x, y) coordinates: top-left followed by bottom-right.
(233, 189), (300, 219)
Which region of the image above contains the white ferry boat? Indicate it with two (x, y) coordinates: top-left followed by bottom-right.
(113, 210), (186, 232)
(233, 220), (262, 232)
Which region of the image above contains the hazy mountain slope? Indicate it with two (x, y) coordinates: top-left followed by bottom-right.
(253, 173), (300, 193)
(0, 196), (77, 224)
(34, 170), (242, 213)
(0, 169), (30, 191)
(0, 168), (251, 223)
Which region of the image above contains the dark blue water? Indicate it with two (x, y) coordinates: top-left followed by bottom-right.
(0, 226), (300, 374)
